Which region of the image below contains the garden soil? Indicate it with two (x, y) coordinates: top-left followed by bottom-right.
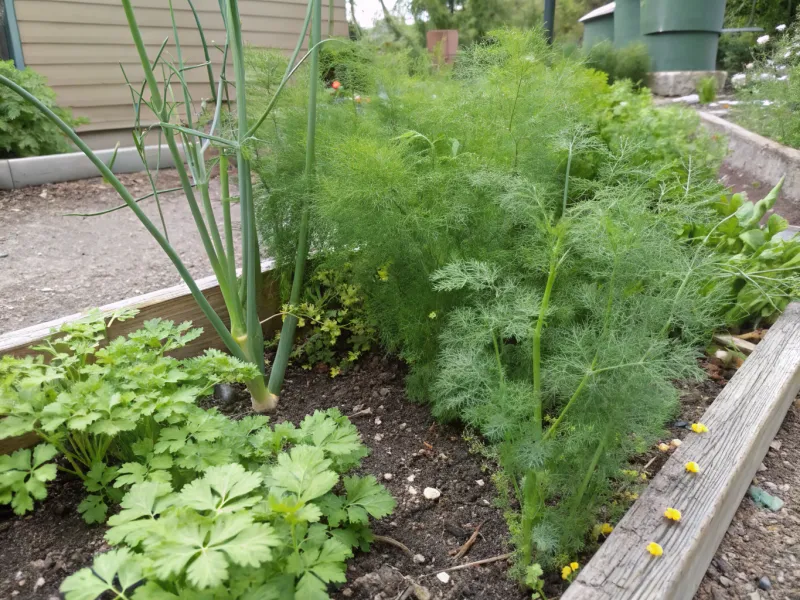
(0, 169), (237, 335)
(0, 352), (730, 600)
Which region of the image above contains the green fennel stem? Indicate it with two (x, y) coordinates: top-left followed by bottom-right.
(267, 0), (321, 402)
(532, 233), (563, 439)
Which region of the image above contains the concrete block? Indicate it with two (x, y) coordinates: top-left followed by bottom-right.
(6, 143), (188, 188)
(648, 70), (728, 97)
(0, 160), (13, 190)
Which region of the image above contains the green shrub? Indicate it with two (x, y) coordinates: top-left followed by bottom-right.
(250, 29), (734, 579)
(731, 19), (800, 147)
(0, 61), (85, 158)
(717, 32), (756, 74)
(697, 76), (718, 104)
(585, 41), (650, 87)
(319, 40), (376, 92)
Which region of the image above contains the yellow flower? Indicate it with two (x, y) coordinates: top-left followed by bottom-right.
(570, 562), (579, 571)
(330, 366), (341, 378)
(685, 461), (700, 473)
(663, 507), (682, 521)
(691, 423), (709, 433)
(657, 442), (670, 452)
(640, 473), (648, 481)
(600, 523), (614, 535)
(429, 311), (437, 319)
(646, 542), (663, 557)
(377, 265), (390, 281)
(561, 566), (572, 580)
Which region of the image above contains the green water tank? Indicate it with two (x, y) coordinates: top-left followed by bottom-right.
(641, 0), (727, 71)
(580, 3), (615, 49)
(614, 0), (641, 47)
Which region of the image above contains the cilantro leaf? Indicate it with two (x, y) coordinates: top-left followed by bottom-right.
(60, 549), (144, 600)
(267, 445), (338, 502)
(343, 475), (396, 524)
(179, 463), (263, 513)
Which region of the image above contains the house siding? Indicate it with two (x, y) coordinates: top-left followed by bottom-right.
(13, 0), (347, 134)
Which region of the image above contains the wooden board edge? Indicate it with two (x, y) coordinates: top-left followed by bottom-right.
(0, 260), (277, 358)
(562, 303), (800, 600)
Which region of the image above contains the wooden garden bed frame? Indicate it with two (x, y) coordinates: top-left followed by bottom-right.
(0, 262), (280, 455)
(3, 268), (800, 599)
(563, 302), (800, 599)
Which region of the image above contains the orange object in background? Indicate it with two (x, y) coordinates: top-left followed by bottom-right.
(426, 30), (459, 64)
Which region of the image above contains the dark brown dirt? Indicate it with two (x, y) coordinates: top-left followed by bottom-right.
(0, 476), (108, 599)
(0, 169), (238, 335)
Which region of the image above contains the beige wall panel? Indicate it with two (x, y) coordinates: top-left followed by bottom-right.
(15, 0), (348, 134)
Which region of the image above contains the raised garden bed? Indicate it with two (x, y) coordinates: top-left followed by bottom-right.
(3, 266), (799, 599)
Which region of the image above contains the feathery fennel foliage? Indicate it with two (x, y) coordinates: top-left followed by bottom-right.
(249, 29), (732, 579)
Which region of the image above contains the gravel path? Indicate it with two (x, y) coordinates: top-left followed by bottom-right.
(695, 401), (800, 600)
(0, 169), (241, 334)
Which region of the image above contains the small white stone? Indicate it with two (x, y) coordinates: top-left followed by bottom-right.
(33, 578), (45, 591)
(407, 474), (416, 483)
(384, 473), (393, 481)
(399, 423), (407, 430)
(408, 486), (418, 495)
(413, 554), (426, 564)
(374, 433), (384, 442)
(476, 479), (485, 487)
(375, 418), (382, 425)
(423, 487), (441, 500)
(436, 572), (451, 584)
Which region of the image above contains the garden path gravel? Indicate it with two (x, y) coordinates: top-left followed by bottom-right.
(0, 168), (240, 335)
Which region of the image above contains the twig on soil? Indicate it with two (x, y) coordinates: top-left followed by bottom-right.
(449, 520), (486, 559)
(348, 407), (373, 418)
(373, 534), (414, 558)
(642, 456), (657, 473)
(421, 552), (514, 577)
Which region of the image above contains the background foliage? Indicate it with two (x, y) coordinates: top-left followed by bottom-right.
(0, 61), (85, 158)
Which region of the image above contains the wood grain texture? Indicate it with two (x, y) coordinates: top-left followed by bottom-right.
(563, 303), (800, 600)
(0, 262), (279, 361)
(0, 432), (40, 455)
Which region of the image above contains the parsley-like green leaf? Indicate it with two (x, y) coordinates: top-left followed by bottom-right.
(267, 445), (338, 502)
(60, 549), (144, 600)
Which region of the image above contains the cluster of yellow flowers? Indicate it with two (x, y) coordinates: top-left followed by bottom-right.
(561, 561), (580, 580)
(645, 423), (708, 558)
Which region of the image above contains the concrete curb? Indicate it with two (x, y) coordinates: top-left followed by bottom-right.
(0, 143), (187, 189)
(698, 111), (800, 204)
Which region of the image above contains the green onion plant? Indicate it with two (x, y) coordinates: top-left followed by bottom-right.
(0, 0), (330, 411)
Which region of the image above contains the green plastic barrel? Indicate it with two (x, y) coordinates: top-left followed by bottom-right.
(583, 13), (615, 49)
(614, 0), (640, 48)
(641, 0), (727, 72)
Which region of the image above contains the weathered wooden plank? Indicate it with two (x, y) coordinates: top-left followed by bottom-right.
(0, 262), (280, 360)
(563, 303), (800, 600)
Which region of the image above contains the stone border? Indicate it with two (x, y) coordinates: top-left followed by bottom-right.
(0, 143), (186, 190)
(563, 303), (800, 599)
(699, 111), (800, 204)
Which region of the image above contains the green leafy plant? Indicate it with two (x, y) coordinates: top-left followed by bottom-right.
(250, 29), (729, 585)
(60, 412), (393, 599)
(681, 178), (800, 324)
(585, 41), (651, 88)
(0, 61), (86, 158)
(272, 266), (378, 376)
(697, 76), (718, 104)
(0, 310), (258, 522)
